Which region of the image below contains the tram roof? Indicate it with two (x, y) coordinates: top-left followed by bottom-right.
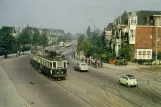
(30, 50), (66, 61)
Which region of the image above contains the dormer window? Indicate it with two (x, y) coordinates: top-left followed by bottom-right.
(130, 17), (136, 25)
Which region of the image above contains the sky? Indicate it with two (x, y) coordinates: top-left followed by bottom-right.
(0, 0), (161, 34)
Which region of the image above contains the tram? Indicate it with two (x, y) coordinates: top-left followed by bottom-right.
(29, 46), (67, 79)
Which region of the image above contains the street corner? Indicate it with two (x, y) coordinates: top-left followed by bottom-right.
(153, 76), (161, 82)
(148, 76), (161, 96)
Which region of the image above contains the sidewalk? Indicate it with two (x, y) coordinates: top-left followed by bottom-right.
(0, 51), (30, 59)
(102, 62), (147, 71)
(0, 60), (28, 107)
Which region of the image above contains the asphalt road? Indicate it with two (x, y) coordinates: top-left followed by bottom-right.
(1, 45), (161, 107)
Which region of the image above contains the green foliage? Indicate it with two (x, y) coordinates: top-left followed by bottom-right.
(57, 33), (72, 43)
(101, 54), (108, 61)
(157, 51), (161, 60)
(118, 44), (132, 60)
(31, 32), (39, 47)
(18, 30), (31, 46)
(0, 33), (15, 58)
(77, 34), (92, 57)
(38, 33), (48, 47)
(101, 31), (107, 47)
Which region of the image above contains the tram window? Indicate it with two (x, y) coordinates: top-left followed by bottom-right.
(50, 62), (52, 69)
(47, 62), (49, 68)
(53, 62), (56, 68)
(64, 62), (66, 68)
(46, 61), (48, 67)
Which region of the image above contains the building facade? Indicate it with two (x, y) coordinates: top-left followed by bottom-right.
(111, 10), (161, 60)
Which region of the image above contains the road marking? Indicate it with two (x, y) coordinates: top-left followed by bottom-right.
(62, 49), (72, 55)
(0, 66), (31, 107)
(21, 98), (31, 107)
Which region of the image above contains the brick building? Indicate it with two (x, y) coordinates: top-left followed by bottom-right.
(111, 10), (161, 60)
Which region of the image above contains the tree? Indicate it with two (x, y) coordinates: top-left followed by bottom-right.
(31, 32), (40, 48)
(118, 44), (132, 60)
(77, 34), (92, 56)
(18, 30), (31, 54)
(0, 33), (15, 58)
(38, 33), (48, 48)
(0, 27), (15, 58)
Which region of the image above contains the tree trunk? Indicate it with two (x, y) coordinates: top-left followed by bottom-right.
(4, 49), (8, 58)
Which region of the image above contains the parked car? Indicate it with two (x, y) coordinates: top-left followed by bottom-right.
(74, 62), (88, 72)
(118, 74), (137, 87)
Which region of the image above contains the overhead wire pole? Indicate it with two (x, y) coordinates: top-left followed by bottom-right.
(155, 16), (159, 66)
(89, 18), (96, 35)
(89, 18), (96, 54)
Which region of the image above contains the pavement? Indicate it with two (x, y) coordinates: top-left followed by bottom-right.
(0, 51), (30, 107)
(71, 57), (161, 99)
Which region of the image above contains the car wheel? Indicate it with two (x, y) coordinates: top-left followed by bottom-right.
(118, 80), (121, 84)
(126, 83), (130, 87)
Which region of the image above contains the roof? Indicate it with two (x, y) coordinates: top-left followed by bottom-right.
(31, 51), (66, 61)
(121, 11), (129, 25)
(106, 23), (113, 31)
(136, 10), (161, 25)
(126, 74), (135, 77)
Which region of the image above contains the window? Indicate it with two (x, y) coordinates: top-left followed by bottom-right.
(131, 17), (136, 25)
(138, 51), (142, 55)
(147, 51), (151, 58)
(138, 51), (142, 59)
(143, 51), (146, 58)
(64, 62), (66, 68)
(50, 62), (52, 69)
(53, 62), (56, 68)
(130, 30), (135, 41)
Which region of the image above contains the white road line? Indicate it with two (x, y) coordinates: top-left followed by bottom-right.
(62, 49), (72, 55)
(21, 98), (31, 107)
(0, 66), (31, 107)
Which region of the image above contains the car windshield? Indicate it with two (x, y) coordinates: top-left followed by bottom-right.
(127, 75), (135, 79)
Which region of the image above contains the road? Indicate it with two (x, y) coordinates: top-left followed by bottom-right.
(0, 45), (161, 107)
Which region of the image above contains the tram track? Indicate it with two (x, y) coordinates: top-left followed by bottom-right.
(44, 73), (112, 107)
(78, 66), (161, 107)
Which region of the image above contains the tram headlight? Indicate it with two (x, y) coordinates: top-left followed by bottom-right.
(50, 70), (52, 74)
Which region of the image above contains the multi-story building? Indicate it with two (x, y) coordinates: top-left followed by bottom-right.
(111, 10), (161, 60)
(105, 23), (113, 41)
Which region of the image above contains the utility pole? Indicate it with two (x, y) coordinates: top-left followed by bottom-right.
(155, 17), (158, 66)
(89, 18), (96, 35)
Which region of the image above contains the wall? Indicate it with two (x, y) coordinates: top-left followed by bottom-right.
(132, 26), (161, 58)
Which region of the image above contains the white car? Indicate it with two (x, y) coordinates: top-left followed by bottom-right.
(118, 75), (137, 87)
(74, 62), (88, 72)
